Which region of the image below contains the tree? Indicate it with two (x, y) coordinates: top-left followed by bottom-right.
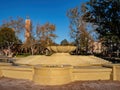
(67, 5), (94, 54)
(36, 22), (57, 47)
(0, 27), (20, 46)
(82, 0), (120, 56)
(1, 17), (25, 40)
(60, 39), (69, 46)
(83, 0), (120, 42)
(0, 27), (20, 56)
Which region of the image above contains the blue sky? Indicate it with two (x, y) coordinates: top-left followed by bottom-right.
(0, 0), (88, 43)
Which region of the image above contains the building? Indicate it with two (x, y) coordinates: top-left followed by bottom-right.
(93, 41), (102, 54)
(25, 19), (31, 42)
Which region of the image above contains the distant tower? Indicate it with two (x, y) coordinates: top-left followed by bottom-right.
(25, 18), (31, 42)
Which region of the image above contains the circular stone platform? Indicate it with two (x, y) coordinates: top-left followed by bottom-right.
(15, 53), (111, 66)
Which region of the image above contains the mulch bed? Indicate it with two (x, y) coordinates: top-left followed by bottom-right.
(0, 77), (120, 90)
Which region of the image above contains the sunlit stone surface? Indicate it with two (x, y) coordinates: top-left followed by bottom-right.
(15, 46), (110, 66)
(47, 46), (76, 53)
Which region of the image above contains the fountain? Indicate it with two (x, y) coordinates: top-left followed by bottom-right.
(15, 45), (110, 85)
(33, 46), (76, 85)
(0, 45), (116, 86)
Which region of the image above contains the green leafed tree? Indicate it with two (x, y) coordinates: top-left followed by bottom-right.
(82, 0), (120, 56)
(0, 27), (20, 47)
(83, 0), (120, 42)
(60, 39), (69, 46)
(0, 27), (21, 56)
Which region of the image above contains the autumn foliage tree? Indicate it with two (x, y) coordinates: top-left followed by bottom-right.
(1, 17), (25, 39)
(0, 16), (57, 55)
(67, 6), (94, 54)
(36, 22), (57, 47)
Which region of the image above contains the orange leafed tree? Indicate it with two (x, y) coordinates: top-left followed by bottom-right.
(36, 22), (57, 47)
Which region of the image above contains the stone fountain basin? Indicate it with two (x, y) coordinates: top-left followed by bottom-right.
(33, 64), (72, 85)
(47, 46), (76, 53)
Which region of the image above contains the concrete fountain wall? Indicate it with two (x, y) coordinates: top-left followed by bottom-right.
(72, 66), (112, 81)
(1, 66), (34, 80)
(0, 63), (120, 85)
(113, 66), (120, 80)
(33, 65), (72, 85)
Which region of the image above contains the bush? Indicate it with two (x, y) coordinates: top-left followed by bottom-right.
(16, 53), (31, 57)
